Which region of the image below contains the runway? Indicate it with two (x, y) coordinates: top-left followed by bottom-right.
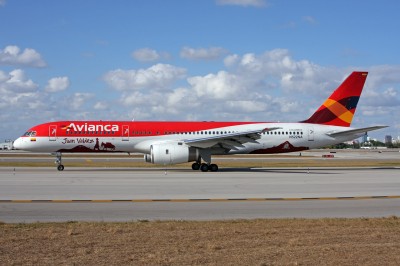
(1, 166), (399, 222)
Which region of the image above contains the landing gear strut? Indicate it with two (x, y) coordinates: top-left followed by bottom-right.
(55, 152), (64, 171)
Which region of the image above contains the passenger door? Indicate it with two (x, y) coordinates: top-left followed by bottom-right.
(49, 125), (57, 141)
(122, 125), (129, 141)
(308, 127), (314, 141)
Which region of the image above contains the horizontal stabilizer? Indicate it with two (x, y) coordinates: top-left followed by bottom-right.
(326, 126), (388, 138)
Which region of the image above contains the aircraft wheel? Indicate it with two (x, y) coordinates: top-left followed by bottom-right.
(57, 165), (64, 171)
(192, 162), (200, 170)
(210, 164), (218, 172)
(200, 163), (209, 172)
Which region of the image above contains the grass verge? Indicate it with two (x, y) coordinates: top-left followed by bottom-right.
(1, 217), (400, 265)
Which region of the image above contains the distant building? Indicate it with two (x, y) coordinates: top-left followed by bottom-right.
(385, 135), (393, 145)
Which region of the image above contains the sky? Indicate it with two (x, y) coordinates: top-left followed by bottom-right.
(1, 0), (400, 141)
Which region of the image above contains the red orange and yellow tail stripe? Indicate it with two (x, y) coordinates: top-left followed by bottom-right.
(302, 72), (368, 127)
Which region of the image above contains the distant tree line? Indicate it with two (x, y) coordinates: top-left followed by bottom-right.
(325, 140), (400, 149)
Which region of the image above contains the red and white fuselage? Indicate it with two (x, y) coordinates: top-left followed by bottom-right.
(14, 121), (360, 154)
(13, 72), (387, 171)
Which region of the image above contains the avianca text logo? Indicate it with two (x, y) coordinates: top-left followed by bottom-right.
(62, 123), (119, 132)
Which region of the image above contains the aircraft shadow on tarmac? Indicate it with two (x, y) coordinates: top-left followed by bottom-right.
(62, 167), (343, 175)
(216, 168), (341, 174)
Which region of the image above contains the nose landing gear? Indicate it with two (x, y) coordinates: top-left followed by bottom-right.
(54, 152), (64, 171)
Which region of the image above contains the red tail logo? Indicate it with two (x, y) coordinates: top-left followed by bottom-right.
(302, 71), (368, 127)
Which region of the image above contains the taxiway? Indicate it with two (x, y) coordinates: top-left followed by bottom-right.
(1, 166), (399, 222)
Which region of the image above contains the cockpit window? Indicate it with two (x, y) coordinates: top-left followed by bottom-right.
(23, 131), (37, 137)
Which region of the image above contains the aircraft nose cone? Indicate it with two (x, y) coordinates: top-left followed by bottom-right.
(13, 138), (23, 150)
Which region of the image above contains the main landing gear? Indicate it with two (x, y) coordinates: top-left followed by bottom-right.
(191, 162), (219, 172)
(191, 151), (218, 172)
(54, 152), (64, 171)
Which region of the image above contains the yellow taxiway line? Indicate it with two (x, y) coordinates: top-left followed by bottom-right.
(1, 195), (400, 203)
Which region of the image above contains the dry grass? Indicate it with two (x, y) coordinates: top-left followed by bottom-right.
(1, 217), (400, 265)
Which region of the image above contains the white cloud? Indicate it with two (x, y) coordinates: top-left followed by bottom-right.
(223, 54), (239, 67)
(0, 45), (46, 67)
(45, 77), (70, 92)
(119, 88), (201, 118)
(225, 100), (267, 112)
(104, 49), (358, 125)
(364, 65), (400, 88)
(359, 65), (400, 109)
(188, 71), (243, 100)
(383, 87), (397, 98)
(361, 106), (391, 117)
(180, 46), (228, 60)
(273, 97), (300, 113)
(103, 63), (187, 91)
(166, 87), (189, 106)
(66, 93), (94, 111)
(0, 69), (38, 94)
(216, 0), (267, 7)
(0, 69), (98, 133)
(224, 49), (335, 95)
(120, 91), (160, 106)
(93, 101), (109, 110)
(0, 69), (51, 132)
(1, 47), (398, 141)
(131, 48), (171, 62)
(0, 0), (5, 6)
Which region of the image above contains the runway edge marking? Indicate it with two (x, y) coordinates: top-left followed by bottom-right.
(2, 195), (400, 203)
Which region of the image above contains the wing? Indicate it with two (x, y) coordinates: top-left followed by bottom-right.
(326, 126), (388, 138)
(184, 127), (281, 150)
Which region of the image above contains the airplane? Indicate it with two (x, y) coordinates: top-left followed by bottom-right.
(13, 71), (387, 172)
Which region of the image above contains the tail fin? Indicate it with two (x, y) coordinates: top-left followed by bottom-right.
(301, 71), (368, 127)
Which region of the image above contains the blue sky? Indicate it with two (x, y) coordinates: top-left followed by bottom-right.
(1, 0), (400, 141)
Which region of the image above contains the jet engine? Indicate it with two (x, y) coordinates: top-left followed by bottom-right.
(144, 142), (199, 165)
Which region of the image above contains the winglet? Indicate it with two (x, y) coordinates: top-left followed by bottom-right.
(302, 71), (368, 127)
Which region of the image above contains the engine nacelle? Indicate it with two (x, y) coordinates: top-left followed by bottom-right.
(144, 142), (199, 165)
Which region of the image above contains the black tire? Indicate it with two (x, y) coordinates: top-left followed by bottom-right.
(192, 163), (200, 170)
(57, 165), (64, 171)
(200, 163), (209, 172)
(210, 164), (218, 172)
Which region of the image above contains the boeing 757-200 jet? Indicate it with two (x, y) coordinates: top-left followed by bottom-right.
(13, 71), (387, 171)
